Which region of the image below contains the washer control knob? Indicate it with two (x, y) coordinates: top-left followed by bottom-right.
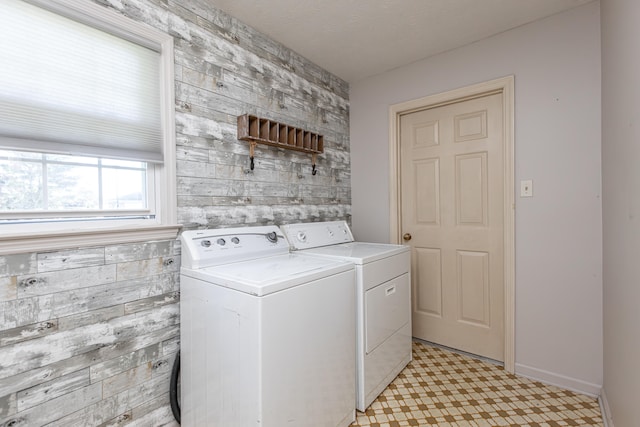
(297, 232), (307, 243)
(216, 238), (226, 246)
(266, 232), (278, 243)
(201, 240), (211, 248)
(231, 237), (240, 244)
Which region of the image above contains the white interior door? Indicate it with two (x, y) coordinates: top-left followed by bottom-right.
(400, 92), (505, 361)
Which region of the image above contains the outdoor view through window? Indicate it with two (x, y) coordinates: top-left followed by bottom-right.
(0, 149), (147, 215)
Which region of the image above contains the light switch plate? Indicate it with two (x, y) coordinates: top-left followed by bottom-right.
(520, 180), (533, 197)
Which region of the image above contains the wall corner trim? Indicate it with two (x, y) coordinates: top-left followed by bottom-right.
(599, 388), (614, 427)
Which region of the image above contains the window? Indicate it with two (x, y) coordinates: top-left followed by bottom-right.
(0, 0), (178, 254)
(0, 151), (149, 214)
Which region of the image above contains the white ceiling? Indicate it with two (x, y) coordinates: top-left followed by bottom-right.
(210, 0), (594, 83)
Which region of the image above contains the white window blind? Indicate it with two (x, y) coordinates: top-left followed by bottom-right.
(0, 0), (164, 163)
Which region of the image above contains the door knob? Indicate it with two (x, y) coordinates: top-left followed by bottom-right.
(403, 233), (412, 241)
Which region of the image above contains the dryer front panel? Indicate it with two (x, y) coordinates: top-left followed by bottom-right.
(365, 272), (410, 354)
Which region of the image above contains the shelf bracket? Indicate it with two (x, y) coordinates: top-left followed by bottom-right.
(311, 153), (317, 176)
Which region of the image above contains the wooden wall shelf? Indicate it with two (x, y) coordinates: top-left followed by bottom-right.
(237, 114), (324, 155)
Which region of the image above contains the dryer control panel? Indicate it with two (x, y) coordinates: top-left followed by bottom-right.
(281, 221), (354, 250)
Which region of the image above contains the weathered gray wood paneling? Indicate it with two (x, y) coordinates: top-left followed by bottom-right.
(45, 391), (130, 427)
(0, 383), (102, 426)
(90, 344), (162, 383)
(36, 248), (106, 273)
(17, 368), (91, 412)
(17, 265), (117, 298)
(0, 392), (16, 419)
(105, 242), (173, 264)
(0, 239), (181, 426)
(0, 276), (16, 302)
(1, 0), (350, 424)
(0, 272), (178, 333)
(0, 254), (37, 278)
(0, 325), (179, 397)
(0, 319), (58, 347)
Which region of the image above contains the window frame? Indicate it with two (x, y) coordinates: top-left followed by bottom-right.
(0, 0), (179, 255)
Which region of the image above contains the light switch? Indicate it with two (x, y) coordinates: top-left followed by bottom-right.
(520, 180), (533, 197)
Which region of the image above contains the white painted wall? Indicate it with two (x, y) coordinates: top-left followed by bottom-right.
(601, 0), (640, 424)
(350, 2), (603, 394)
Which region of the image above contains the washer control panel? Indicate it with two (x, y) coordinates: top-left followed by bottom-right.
(280, 221), (354, 250)
(181, 226), (288, 269)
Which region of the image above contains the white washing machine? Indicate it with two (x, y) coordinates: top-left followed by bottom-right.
(280, 221), (412, 411)
(180, 226), (356, 427)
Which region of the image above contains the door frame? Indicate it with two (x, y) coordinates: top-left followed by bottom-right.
(388, 76), (515, 373)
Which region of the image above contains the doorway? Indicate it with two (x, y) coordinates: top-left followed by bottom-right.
(388, 76), (515, 371)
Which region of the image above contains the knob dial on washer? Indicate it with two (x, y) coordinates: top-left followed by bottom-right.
(231, 237), (240, 244)
(216, 238), (226, 246)
(266, 232), (278, 243)
(201, 240), (211, 247)
(297, 232), (307, 242)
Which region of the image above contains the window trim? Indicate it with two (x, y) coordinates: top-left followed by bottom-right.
(0, 0), (179, 255)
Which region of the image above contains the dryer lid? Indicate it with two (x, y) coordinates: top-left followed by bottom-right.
(301, 242), (409, 264)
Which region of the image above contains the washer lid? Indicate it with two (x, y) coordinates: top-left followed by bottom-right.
(180, 253), (354, 296)
(300, 242), (409, 265)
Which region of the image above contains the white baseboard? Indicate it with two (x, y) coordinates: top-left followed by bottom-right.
(599, 388), (614, 427)
(515, 363), (602, 397)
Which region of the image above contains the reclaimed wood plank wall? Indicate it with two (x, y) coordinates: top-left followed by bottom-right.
(0, 0), (350, 425)
(0, 243), (181, 426)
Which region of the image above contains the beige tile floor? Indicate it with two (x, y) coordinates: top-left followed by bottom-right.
(351, 341), (603, 427)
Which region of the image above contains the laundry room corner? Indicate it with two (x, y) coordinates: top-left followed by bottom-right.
(350, 1), (602, 397)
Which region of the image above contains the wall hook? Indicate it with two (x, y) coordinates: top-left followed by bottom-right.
(249, 141), (256, 171)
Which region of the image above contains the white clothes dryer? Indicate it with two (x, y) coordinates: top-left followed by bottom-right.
(280, 221), (412, 411)
(180, 226), (356, 427)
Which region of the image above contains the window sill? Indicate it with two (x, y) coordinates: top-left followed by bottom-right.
(0, 224), (182, 255)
